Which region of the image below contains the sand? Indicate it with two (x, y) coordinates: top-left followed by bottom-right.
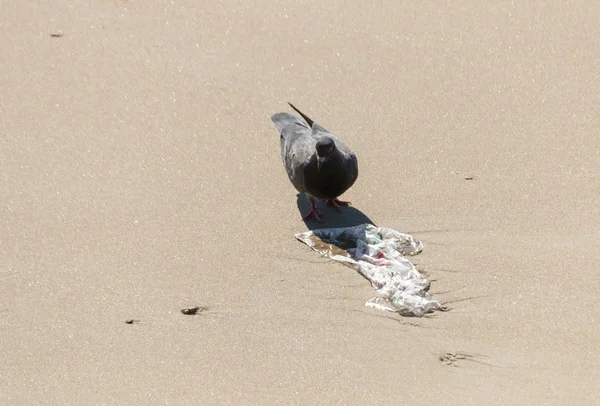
(2, 1), (599, 404)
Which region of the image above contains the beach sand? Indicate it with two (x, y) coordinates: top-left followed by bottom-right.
(2, 1), (599, 404)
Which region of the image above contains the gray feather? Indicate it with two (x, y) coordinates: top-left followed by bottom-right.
(271, 104), (358, 200)
(271, 112), (313, 193)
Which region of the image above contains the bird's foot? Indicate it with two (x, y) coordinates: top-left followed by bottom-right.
(302, 204), (323, 222)
(325, 198), (351, 211)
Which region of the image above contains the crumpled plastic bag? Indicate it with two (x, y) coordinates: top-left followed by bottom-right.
(295, 224), (440, 317)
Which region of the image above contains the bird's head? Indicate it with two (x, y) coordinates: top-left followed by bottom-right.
(315, 137), (336, 170)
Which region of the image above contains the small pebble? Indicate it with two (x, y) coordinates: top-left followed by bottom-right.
(125, 319), (140, 324)
(181, 306), (202, 315)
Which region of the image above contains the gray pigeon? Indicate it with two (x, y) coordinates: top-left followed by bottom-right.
(271, 103), (359, 222)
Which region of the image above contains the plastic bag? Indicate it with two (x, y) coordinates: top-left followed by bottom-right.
(295, 224), (440, 317)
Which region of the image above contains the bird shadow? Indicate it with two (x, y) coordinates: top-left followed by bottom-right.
(296, 193), (376, 231)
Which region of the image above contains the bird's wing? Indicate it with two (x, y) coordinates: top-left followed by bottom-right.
(271, 112), (316, 193)
(344, 152), (359, 189)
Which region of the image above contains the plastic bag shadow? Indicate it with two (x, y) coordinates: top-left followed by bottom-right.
(296, 193), (375, 231)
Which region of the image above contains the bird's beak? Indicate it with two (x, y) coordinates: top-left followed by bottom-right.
(317, 156), (325, 171)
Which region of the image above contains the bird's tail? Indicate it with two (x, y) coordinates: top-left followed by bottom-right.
(271, 112), (308, 134)
(288, 102), (314, 128)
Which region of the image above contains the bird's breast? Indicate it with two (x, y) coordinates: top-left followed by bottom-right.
(303, 159), (352, 199)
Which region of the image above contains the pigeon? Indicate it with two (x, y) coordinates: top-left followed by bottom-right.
(271, 103), (359, 222)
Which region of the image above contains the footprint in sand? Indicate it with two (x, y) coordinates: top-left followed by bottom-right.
(438, 352), (492, 368)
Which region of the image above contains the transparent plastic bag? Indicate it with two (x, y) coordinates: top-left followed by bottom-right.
(296, 224), (440, 317)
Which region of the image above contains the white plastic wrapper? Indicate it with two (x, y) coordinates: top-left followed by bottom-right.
(295, 224), (440, 317)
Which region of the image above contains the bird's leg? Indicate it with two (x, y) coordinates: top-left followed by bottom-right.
(325, 198), (351, 211)
(302, 196), (323, 222)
